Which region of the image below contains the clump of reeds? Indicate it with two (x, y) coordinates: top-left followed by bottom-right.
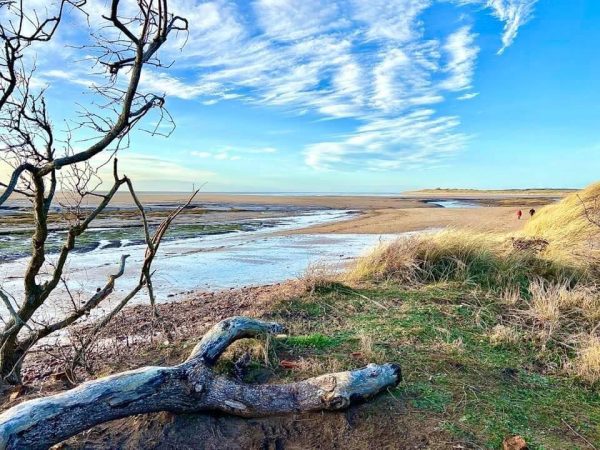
(491, 279), (600, 383)
(347, 229), (585, 291)
(571, 335), (600, 384)
(488, 324), (521, 346)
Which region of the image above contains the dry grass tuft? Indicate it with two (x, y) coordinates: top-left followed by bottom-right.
(358, 333), (374, 359)
(299, 263), (340, 295)
(525, 279), (600, 326)
(524, 182), (600, 262)
(571, 335), (600, 384)
(496, 279), (600, 378)
(527, 280), (562, 326)
(488, 324), (520, 346)
(289, 356), (345, 377)
(501, 286), (522, 306)
(347, 229), (584, 291)
(346, 237), (422, 284)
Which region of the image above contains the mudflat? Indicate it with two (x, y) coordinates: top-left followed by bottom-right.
(3, 190), (560, 235)
(33, 191), (433, 209)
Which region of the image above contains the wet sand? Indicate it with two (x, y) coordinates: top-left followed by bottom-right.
(2, 190), (560, 235)
(289, 206), (545, 234)
(48, 190), (564, 209)
(53, 191), (433, 209)
(3, 191), (429, 209)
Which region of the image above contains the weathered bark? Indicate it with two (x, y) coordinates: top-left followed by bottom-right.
(0, 317), (402, 450)
(0, 338), (24, 385)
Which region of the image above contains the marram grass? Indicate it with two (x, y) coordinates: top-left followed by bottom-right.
(524, 182), (600, 250)
(346, 229), (586, 292)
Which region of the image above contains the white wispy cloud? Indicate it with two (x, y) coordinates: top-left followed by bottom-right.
(28, 0), (537, 172)
(191, 146), (277, 161)
(351, 0), (431, 42)
(458, 92), (479, 100)
(191, 151), (212, 158)
(487, 0), (538, 54)
(98, 153), (215, 189)
(191, 150), (240, 161)
(305, 110), (468, 171)
(442, 26), (479, 91)
(455, 0), (537, 53)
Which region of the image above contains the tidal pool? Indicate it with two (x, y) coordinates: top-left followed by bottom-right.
(426, 199), (480, 208)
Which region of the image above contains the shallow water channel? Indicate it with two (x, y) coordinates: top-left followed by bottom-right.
(0, 210), (402, 325)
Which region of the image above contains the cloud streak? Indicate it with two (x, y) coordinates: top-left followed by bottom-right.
(487, 0), (538, 54)
(32, 0), (537, 171)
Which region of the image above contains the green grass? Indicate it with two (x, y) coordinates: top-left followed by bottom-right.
(234, 281), (600, 449)
(281, 333), (348, 350)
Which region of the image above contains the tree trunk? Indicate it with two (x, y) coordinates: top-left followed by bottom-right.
(0, 317), (401, 450)
(0, 337), (23, 385)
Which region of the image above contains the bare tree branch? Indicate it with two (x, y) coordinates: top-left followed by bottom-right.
(0, 1), (193, 384)
(19, 254), (130, 349)
(71, 189), (199, 369)
(0, 163), (35, 206)
(578, 194), (600, 229)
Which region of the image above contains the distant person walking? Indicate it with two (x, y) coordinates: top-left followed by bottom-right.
(516, 210), (522, 220)
(529, 208), (536, 218)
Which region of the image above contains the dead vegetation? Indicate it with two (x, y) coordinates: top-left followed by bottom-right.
(524, 181), (600, 260)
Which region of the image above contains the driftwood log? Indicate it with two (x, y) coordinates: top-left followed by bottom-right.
(0, 317), (402, 450)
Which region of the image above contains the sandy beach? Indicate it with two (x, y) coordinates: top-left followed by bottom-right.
(2, 190), (561, 236)
(289, 205), (545, 234)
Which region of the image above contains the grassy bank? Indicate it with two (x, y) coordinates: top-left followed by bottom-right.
(524, 181), (600, 258)
(234, 183), (599, 447)
(346, 183), (599, 379)
(51, 275), (597, 448)
(257, 281), (599, 448)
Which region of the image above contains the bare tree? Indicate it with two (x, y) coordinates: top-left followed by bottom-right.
(0, 0), (189, 384)
(0, 4), (401, 442)
(0, 0), (85, 112)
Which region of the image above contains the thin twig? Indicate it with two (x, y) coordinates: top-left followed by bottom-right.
(561, 418), (598, 450)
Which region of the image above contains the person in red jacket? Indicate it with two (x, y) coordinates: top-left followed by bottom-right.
(517, 210), (522, 220)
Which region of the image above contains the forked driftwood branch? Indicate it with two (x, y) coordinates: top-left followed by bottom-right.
(0, 317), (401, 450)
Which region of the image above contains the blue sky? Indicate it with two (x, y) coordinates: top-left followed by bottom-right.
(10, 0), (600, 192)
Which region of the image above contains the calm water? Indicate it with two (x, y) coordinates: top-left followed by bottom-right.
(426, 200), (480, 208)
(0, 210), (402, 324)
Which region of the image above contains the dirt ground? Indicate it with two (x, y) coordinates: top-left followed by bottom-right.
(68, 403), (454, 450)
(2, 282), (463, 450)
